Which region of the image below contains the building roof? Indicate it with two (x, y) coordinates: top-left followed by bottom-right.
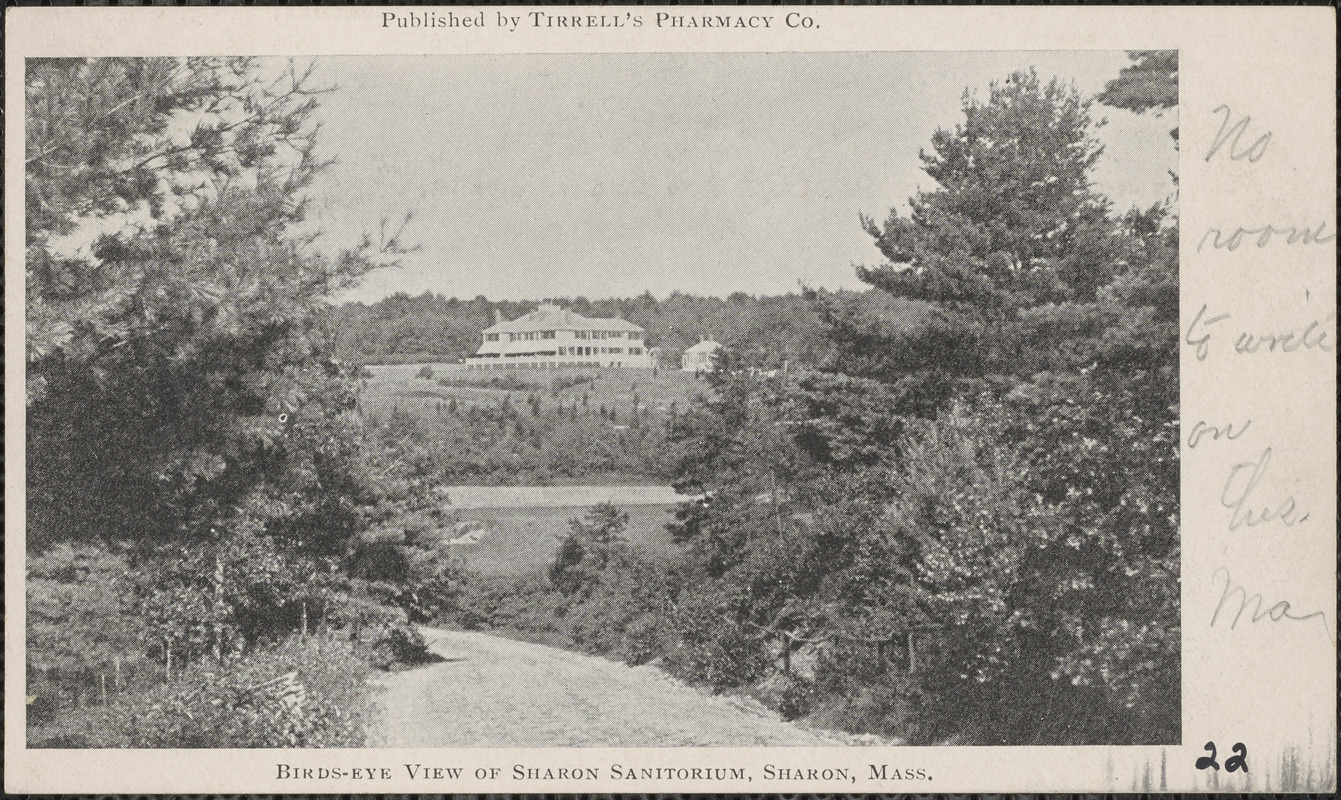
(684, 338), (723, 354)
(483, 303), (644, 335)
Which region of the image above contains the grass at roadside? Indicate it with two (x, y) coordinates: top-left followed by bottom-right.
(29, 633), (382, 748)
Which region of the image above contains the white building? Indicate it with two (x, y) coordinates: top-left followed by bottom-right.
(681, 337), (722, 372)
(465, 304), (656, 369)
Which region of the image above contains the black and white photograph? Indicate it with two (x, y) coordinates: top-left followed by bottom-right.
(21, 48), (1185, 752)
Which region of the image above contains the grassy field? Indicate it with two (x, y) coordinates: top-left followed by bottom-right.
(448, 503), (681, 577)
(360, 367), (700, 576)
(360, 364), (709, 421)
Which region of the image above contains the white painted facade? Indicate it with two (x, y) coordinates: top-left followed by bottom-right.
(465, 304), (656, 369)
(681, 337), (722, 372)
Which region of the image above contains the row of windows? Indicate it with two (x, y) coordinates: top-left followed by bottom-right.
(477, 346), (645, 357)
(574, 330), (634, 340)
(486, 329), (643, 343)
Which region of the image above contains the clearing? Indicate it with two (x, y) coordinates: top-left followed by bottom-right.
(442, 484), (693, 575)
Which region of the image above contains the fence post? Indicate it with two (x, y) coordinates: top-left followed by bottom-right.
(780, 632), (791, 675)
(907, 630), (917, 674)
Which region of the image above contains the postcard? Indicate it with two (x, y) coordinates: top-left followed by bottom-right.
(5, 4), (1335, 794)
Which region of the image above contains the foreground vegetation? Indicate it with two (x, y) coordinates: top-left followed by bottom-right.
(25, 57), (446, 746)
(30, 633), (382, 748)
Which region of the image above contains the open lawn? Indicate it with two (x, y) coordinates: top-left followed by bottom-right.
(447, 502), (682, 577)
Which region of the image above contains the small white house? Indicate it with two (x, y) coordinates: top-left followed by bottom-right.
(681, 337), (722, 372)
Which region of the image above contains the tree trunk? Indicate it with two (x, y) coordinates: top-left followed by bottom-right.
(212, 550), (225, 662)
(769, 471), (784, 537)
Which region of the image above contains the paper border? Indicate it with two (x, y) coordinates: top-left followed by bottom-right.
(5, 5), (1336, 794)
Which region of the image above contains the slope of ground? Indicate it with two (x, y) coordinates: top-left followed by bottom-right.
(371, 628), (848, 747)
(362, 364), (707, 421)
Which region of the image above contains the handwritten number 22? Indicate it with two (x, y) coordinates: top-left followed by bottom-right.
(1197, 741), (1249, 773)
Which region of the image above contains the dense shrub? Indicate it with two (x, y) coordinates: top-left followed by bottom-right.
(367, 623), (436, 670)
(660, 587), (771, 690)
(752, 672), (818, 722)
(560, 552), (679, 664)
(437, 373), (542, 392)
(26, 544), (153, 717)
(30, 634), (375, 748)
(550, 503), (628, 595)
(548, 373), (596, 395)
(441, 572), (567, 640)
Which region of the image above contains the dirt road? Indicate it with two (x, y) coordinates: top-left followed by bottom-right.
(371, 628), (843, 747)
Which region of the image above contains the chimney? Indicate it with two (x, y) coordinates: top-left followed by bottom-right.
(493, 308), (504, 325)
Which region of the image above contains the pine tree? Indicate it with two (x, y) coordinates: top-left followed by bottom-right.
(664, 64), (1181, 745)
(25, 59), (453, 699)
(835, 69), (1126, 411)
(834, 64), (1182, 744)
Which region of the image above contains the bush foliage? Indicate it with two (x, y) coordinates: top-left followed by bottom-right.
(25, 57), (453, 746)
(31, 634), (375, 748)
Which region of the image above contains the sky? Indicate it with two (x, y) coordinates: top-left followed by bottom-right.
(303, 52), (1178, 304)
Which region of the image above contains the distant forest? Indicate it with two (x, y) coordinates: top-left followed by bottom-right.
(323, 290), (928, 368)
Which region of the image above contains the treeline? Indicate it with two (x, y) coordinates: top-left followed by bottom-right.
(447, 57), (1182, 746)
(325, 289), (919, 369)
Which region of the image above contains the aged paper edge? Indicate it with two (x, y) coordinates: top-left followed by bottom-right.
(4, 5), (1336, 794)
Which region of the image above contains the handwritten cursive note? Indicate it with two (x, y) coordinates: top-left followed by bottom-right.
(1187, 419), (1251, 449)
(1204, 105), (1272, 163)
(1195, 98), (1334, 655)
(1219, 447), (1311, 531)
(1197, 221), (1335, 253)
(1210, 568), (1331, 640)
(1184, 306), (1335, 361)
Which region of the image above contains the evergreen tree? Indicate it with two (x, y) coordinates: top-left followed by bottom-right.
(665, 65), (1180, 744)
(840, 66), (1180, 744)
(837, 69), (1126, 413)
(25, 58), (451, 703)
